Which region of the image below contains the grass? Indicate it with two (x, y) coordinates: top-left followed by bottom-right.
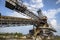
(54, 36), (60, 40)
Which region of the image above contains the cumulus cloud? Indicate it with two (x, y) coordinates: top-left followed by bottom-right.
(56, 0), (60, 4)
(50, 19), (57, 27)
(24, 0), (44, 10)
(43, 8), (60, 19)
(43, 9), (56, 19)
(31, 0), (44, 8)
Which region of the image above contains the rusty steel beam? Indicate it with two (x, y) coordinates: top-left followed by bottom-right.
(5, 0), (40, 21)
(0, 16), (40, 27)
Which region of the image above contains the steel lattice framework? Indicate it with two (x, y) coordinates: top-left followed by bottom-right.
(0, 0), (56, 40)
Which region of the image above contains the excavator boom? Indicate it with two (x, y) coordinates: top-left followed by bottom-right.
(5, 0), (40, 21)
(0, 16), (39, 27)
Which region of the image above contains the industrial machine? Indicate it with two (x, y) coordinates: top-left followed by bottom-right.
(0, 0), (56, 40)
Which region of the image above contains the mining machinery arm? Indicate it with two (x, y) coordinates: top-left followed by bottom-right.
(0, 15), (40, 27)
(0, 0), (57, 40)
(5, 0), (40, 21)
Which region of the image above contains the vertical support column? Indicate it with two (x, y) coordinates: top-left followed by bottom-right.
(37, 9), (43, 18)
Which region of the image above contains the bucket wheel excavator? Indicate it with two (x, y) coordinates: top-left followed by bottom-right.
(0, 0), (56, 40)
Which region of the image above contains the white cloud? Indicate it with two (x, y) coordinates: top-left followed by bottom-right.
(56, 0), (60, 4)
(24, 0), (44, 10)
(32, 0), (44, 8)
(32, 0), (42, 3)
(43, 8), (60, 19)
(31, 1), (44, 8)
(50, 19), (57, 27)
(31, 0), (44, 8)
(43, 9), (56, 19)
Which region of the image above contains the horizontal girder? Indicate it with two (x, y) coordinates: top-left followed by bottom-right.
(5, 0), (40, 21)
(0, 16), (39, 27)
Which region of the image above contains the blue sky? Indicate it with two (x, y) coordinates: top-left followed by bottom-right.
(0, 0), (60, 35)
